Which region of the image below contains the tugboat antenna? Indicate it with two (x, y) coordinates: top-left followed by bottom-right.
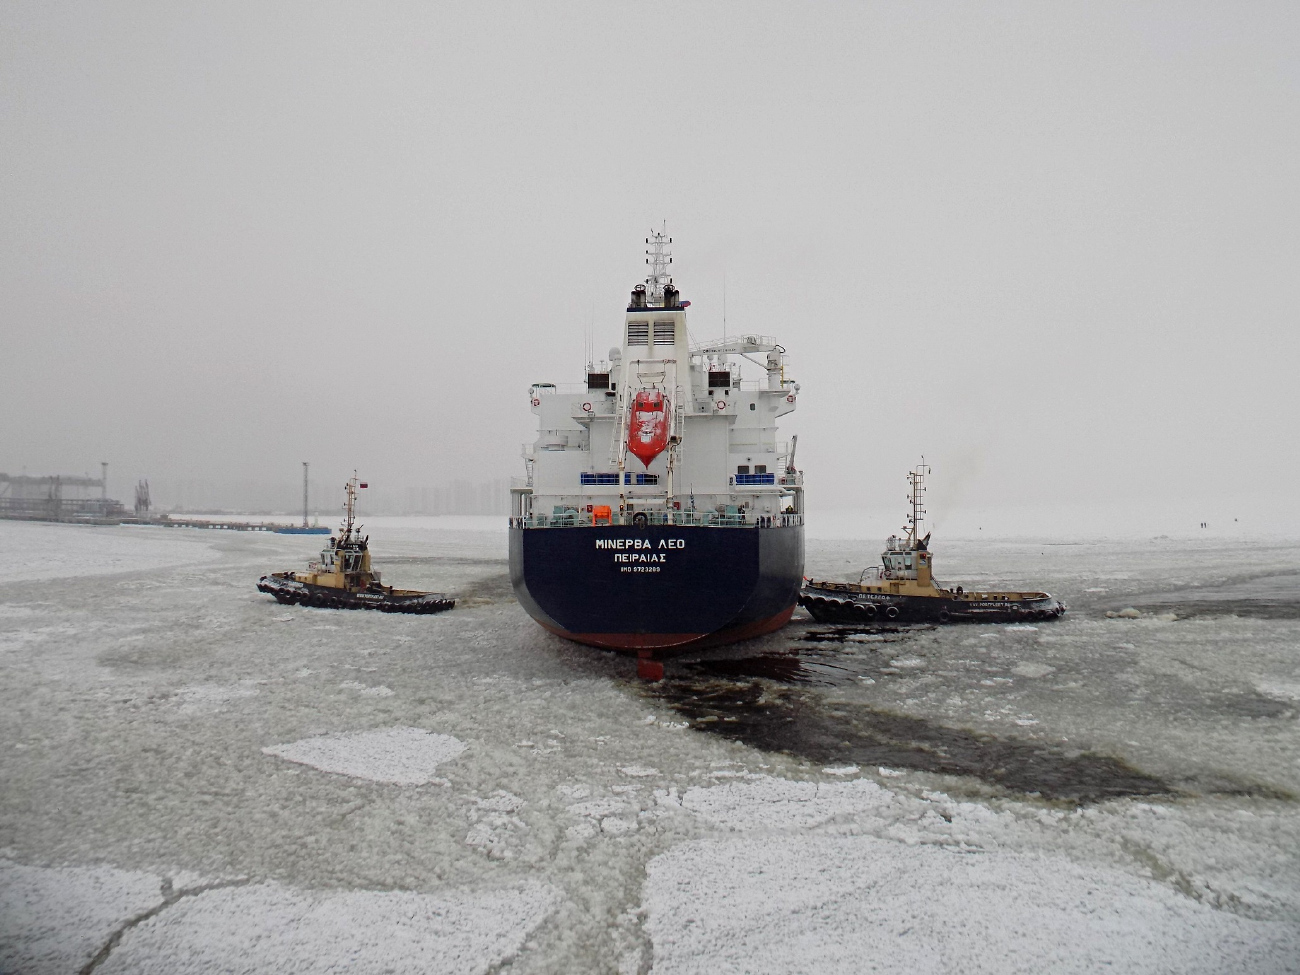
(302, 462), (309, 529)
(344, 472), (358, 539)
(906, 458), (930, 546)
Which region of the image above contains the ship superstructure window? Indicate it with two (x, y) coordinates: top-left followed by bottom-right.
(708, 371), (731, 388)
(587, 372), (610, 390)
(653, 321), (675, 346)
(737, 465), (750, 475)
(580, 472), (659, 485)
(755, 465), (766, 474)
(627, 321), (649, 345)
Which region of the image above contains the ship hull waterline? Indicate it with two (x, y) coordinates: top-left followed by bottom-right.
(800, 584), (1065, 625)
(510, 522), (804, 657)
(257, 574), (455, 614)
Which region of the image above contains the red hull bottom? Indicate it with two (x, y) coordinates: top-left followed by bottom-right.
(536, 603), (796, 657)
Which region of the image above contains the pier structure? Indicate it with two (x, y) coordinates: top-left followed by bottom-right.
(0, 469), (126, 523)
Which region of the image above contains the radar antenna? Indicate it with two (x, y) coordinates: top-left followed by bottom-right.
(905, 458), (930, 547)
(644, 224), (673, 305)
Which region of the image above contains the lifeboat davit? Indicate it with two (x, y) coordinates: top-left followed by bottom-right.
(628, 390), (670, 467)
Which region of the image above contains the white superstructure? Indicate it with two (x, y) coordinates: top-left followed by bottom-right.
(511, 232), (804, 528)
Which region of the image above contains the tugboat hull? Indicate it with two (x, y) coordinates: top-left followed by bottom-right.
(799, 584), (1064, 625)
(257, 574), (455, 614)
(510, 523), (804, 655)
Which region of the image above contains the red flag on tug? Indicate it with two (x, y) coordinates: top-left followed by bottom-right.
(627, 390), (670, 468)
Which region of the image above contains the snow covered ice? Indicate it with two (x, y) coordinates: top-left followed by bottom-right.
(0, 518), (1297, 973)
(263, 727), (467, 785)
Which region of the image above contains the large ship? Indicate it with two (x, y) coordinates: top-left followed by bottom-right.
(509, 231), (805, 674)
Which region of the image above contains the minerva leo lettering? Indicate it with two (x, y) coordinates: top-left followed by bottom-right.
(595, 538), (686, 550)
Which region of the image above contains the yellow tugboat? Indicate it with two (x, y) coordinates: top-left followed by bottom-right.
(800, 461), (1065, 625)
(257, 475), (454, 614)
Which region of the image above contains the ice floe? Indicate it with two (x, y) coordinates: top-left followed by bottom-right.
(1012, 661), (1056, 678)
(0, 859), (163, 975)
(643, 834), (1297, 974)
(262, 727), (466, 785)
(680, 775), (894, 831)
(338, 680), (395, 697)
(1256, 681), (1300, 702)
(98, 879), (559, 975)
(618, 765), (659, 777)
(466, 792), (528, 859)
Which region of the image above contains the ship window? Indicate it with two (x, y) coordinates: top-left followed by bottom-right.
(627, 321), (649, 345)
(749, 402), (756, 411)
(653, 321), (675, 345)
(586, 372), (610, 390)
(737, 465), (750, 475)
(755, 465), (766, 474)
(708, 371), (731, 388)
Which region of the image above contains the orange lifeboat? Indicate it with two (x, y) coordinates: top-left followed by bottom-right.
(628, 389), (670, 467)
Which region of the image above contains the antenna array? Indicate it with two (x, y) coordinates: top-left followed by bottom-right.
(906, 458), (931, 543)
(644, 226), (673, 305)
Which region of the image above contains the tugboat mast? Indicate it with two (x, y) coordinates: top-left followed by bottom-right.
(343, 473), (361, 539)
(905, 458), (930, 547)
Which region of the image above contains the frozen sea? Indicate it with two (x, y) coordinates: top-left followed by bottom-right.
(0, 516), (1297, 974)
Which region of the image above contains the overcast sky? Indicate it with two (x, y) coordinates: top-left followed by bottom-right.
(3, 1), (1297, 522)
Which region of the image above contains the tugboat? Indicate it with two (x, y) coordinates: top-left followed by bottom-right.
(800, 461), (1065, 625)
(257, 475), (454, 614)
(509, 229), (805, 675)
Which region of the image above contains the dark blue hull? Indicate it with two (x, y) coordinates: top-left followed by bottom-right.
(509, 523), (804, 655)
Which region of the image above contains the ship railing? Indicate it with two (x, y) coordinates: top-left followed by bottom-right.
(532, 382), (590, 395)
(508, 512), (804, 529)
(690, 334), (779, 354)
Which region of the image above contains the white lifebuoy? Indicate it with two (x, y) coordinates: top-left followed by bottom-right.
(582, 402), (593, 413)
(716, 400), (727, 410)
(786, 393), (795, 403)
(531, 397), (540, 407)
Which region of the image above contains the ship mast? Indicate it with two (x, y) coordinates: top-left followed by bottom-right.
(645, 224), (672, 305)
(618, 226), (676, 515)
(905, 458), (930, 547)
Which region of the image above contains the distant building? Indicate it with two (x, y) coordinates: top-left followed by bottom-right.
(0, 466), (126, 523)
